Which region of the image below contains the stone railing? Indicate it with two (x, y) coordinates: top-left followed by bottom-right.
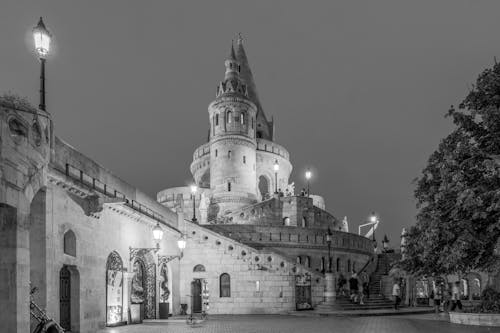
(256, 139), (290, 160)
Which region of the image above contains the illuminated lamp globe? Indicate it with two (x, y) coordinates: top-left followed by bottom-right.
(33, 17), (51, 58)
(152, 223), (164, 242)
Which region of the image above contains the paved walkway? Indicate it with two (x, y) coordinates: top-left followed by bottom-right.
(289, 307), (434, 317)
(98, 314), (500, 333)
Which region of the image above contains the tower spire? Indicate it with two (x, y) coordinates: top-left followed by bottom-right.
(229, 40), (236, 60)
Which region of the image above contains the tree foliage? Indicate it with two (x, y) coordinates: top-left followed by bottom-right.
(400, 62), (500, 276)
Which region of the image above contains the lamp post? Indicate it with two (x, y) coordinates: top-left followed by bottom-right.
(158, 235), (187, 265)
(129, 222), (164, 261)
(191, 184), (198, 223)
(370, 212), (378, 252)
(305, 169), (312, 197)
(273, 160), (279, 194)
(326, 227), (333, 272)
(33, 17), (52, 111)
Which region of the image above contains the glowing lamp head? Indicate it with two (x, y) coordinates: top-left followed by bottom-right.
(305, 169), (312, 180)
(152, 223), (164, 242)
(273, 160), (279, 172)
(33, 17), (51, 58)
(177, 236), (187, 250)
(190, 184), (198, 194)
(370, 213), (377, 223)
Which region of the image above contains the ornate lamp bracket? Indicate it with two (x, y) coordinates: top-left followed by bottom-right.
(158, 253), (183, 266)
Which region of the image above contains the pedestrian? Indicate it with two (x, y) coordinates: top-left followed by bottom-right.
(442, 284), (451, 313)
(349, 273), (359, 303)
(358, 280), (365, 305)
(432, 283), (442, 314)
(450, 281), (463, 311)
(363, 281), (370, 300)
(392, 280), (401, 310)
(300, 188), (306, 196)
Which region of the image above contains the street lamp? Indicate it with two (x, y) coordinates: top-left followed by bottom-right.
(159, 234), (188, 265)
(273, 160), (279, 194)
(129, 222), (164, 261)
(33, 17), (52, 111)
(326, 227), (333, 272)
(305, 168), (312, 197)
(191, 184), (198, 223)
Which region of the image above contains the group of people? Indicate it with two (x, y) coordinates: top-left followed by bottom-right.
(337, 273), (370, 305)
(430, 281), (463, 314)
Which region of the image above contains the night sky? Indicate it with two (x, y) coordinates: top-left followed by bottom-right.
(2, 1), (500, 245)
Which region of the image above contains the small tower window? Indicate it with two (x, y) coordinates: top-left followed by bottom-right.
(228, 182), (231, 192)
(215, 149), (218, 157)
(228, 150), (232, 158)
(216, 114), (219, 125)
(240, 113), (245, 125)
(227, 111), (232, 123)
(251, 118), (254, 129)
(243, 156), (246, 164)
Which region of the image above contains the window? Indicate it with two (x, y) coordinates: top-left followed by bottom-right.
(227, 111), (232, 123)
(228, 182), (231, 192)
(215, 149), (218, 157)
(215, 114), (219, 125)
(240, 113), (245, 124)
(305, 256), (311, 268)
(243, 156), (246, 164)
(32, 122), (42, 146)
(257, 131), (263, 138)
(63, 230), (76, 257)
(220, 273), (231, 297)
(347, 259), (351, 273)
(251, 118), (254, 129)
(228, 150), (232, 158)
(9, 118), (27, 141)
(336, 258), (340, 272)
(283, 217), (290, 226)
(321, 257), (325, 271)
(302, 217), (307, 228)
(296, 256), (302, 264)
(255, 281), (260, 291)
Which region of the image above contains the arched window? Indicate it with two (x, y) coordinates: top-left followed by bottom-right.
(283, 217), (290, 226)
(347, 259), (351, 273)
(296, 256), (302, 264)
(240, 113), (245, 125)
(321, 257), (325, 272)
(193, 264), (206, 272)
(227, 111), (232, 123)
(228, 150), (232, 158)
(215, 113), (219, 125)
(336, 258), (340, 272)
(220, 273), (231, 297)
(305, 256), (311, 268)
(302, 217), (307, 228)
(64, 230), (76, 257)
(215, 149), (218, 157)
(227, 182), (231, 192)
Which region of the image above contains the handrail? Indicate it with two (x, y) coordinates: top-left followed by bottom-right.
(59, 163), (179, 233)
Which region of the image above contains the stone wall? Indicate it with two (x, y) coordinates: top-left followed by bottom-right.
(179, 221), (325, 314)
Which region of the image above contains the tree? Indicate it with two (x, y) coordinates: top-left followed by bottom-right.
(400, 62), (500, 277)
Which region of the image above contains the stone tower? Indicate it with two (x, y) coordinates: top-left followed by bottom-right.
(207, 42), (258, 217)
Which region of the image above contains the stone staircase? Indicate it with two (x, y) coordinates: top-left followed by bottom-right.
(369, 254), (391, 296)
(315, 295), (395, 311)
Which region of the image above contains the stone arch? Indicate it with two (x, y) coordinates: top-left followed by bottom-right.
(193, 264), (206, 272)
(130, 250), (156, 320)
(63, 229), (76, 257)
(258, 175), (271, 201)
(283, 217), (290, 226)
(106, 251), (124, 326)
(220, 273), (231, 297)
(60, 265), (80, 332)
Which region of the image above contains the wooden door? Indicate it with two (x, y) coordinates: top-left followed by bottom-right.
(191, 279), (202, 313)
(60, 266), (71, 330)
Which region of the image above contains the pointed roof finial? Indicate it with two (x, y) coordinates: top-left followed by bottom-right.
(229, 40), (236, 60)
(237, 32), (243, 45)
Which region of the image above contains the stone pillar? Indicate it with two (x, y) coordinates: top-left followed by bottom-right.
(122, 271), (134, 323)
(0, 200), (30, 333)
(324, 272), (336, 304)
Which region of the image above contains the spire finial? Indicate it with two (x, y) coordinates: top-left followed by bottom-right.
(237, 32), (243, 45)
(229, 40), (236, 60)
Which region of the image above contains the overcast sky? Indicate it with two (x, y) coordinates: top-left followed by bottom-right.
(2, 0), (500, 245)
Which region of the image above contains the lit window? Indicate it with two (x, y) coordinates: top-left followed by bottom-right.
(227, 111), (232, 123)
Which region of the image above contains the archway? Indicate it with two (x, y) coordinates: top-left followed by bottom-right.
(106, 251), (124, 326)
(258, 175), (270, 201)
(191, 279), (203, 313)
(158, 262), (172, 318)
(130, 250), (156, 321)
(59, 266), (71, 330)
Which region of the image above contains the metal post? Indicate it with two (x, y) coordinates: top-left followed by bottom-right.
(307, 179), (310, 198)
(192, 194), (197, 222)
(327, 241), (332, 272)
(39, 58), (46, 111)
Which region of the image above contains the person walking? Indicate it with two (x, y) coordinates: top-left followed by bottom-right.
(392, 280), (401, 310)
(363, 281), (370, 300)
(433, 283), (443, 314)
(451, 281), (463, 311)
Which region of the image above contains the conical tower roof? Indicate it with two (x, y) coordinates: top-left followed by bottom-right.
(235, 35), (273, 140)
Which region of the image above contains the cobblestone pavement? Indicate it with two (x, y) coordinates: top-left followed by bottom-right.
(98, 314), (500, 333)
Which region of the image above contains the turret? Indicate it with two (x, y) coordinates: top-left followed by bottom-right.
(207, 42), (258, 218)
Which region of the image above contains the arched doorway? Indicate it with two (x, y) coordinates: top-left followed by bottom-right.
(130, 250), (156, 321)
(258, 175), (270, 201)
(191, 279), (202, 313)
(106, 251), (124, 326)
(59, 266), (71, 330)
